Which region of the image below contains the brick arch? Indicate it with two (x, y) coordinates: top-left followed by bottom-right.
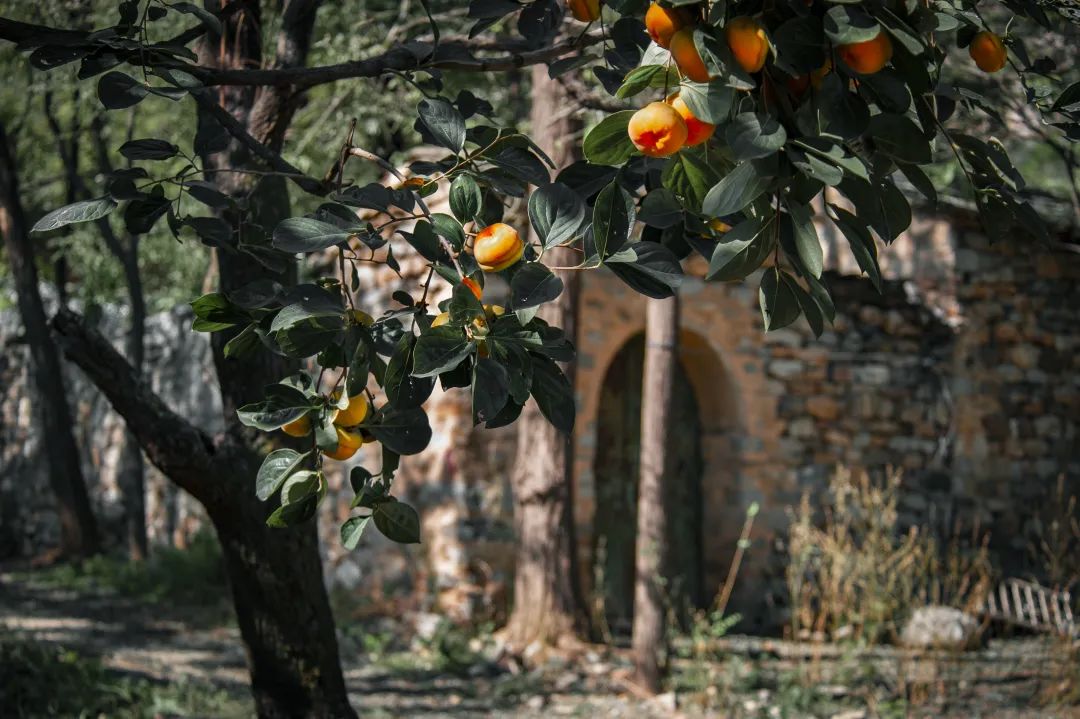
(571, 292), (745, 605)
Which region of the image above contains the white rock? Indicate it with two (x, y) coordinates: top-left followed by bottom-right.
(900, 605), (979, 649)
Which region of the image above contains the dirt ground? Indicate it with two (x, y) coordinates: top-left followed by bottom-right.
(1, 569), (1077, 718)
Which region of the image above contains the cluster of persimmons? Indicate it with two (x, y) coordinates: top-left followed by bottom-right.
(279, 225), (518, 459)
(616, 1), (1009, 159)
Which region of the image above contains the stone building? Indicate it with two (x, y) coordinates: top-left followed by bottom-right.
(2, 201), (1078, 634)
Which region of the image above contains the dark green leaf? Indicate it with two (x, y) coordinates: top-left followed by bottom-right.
(582, 110), (636, 165)
(529, 182), (585, 249)
(510, 262), (564, 309)
(373, 500), (421, 544)
(418, 98), (466, 153)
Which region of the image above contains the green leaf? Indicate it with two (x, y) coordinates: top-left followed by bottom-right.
(702, 162), (769, 217)
(678, 80), (734, 124)
(639, 188), (683, 229)
(829, 205), (882, 291)
(273, 217), (353, 253)
(592, 181), (634, 261)
(510, 262), (564, 309)
(190, 292), (247, 331)
(582, 110), (636, 165)
(616, 64), (666, 98)
(528, 182), (585, 249)
(529, 355), (574, 434)
(759, 270), (802, 331)
(403, 220), (442, 262)
(31, 197), (116, 233)
(449, 174), (483, 223)
(266, 492), (318, 528)
(340, 516), (372, 550)
(706, 215), (768, 280)
(824, 5), (880, 44)
(726, 113), (787, 160)
(413, 326), (472, 377)
(866, 114), (931, 164)
(418, 98), (466, 153)
(98, 71), (148, 109)
(430, 213), (465, 251)
(786, 201), (823, 279)
(119, 138), (179, 160)
(606, 241), (684, 299)
(384, 334), (435, 408)
(373, 500), (421, 544)
(270, 287), (343, 333)
(772, 16), (826, 74)
(370, 407), (432, 455)
(662, 151), (722, 211)
(256, 449), (310, 501)
(472, 357), (510, 424)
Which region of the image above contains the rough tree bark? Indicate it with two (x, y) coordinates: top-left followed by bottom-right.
(632, 295), (679, 693)
(0, 119), (100, 559)
(50, 2), (353, 715)
(504, 67), (589, 651)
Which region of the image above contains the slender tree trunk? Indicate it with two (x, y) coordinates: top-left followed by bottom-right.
(47, 101), (151, 560)
(632, 295), (679, 693)
(0, 120), (99, 558)
(118, 241), (148, 559)
(504, 66), (588, 650)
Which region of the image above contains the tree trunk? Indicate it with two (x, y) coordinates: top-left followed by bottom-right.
(51, 2), (354, 714)
(632, 295), (679, 693)
(0, 119), (99, 559)
(118, 240), (148, 560)
(504, 66), (588, 650)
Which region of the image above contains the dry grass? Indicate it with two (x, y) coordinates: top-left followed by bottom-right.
(786, 467), (992, 645)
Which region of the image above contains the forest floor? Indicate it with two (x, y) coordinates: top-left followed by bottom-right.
(1, 564), (1078, 718)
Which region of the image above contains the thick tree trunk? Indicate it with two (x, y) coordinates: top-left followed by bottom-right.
(632, 295), (679, 693)
(205, 449), (354, 719)
(504, 66), (588, 650)
(0, 120), (99, 558)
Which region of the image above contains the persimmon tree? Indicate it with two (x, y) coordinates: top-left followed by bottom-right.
(3, 0), (1079, 711)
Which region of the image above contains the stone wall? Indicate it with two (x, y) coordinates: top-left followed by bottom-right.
(0, 302), (221, 557)
(3, 209), (1078, 633)
(569, 218), (1080, 629)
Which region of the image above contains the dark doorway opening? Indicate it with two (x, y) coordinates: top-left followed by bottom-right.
(592, 333), (705, 636)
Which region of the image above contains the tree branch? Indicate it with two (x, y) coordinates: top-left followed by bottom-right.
(191, 32), (604, 88)
(50, 307), (216, 499)
(190, 89), (328, 195)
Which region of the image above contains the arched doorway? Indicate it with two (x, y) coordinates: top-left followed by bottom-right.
(592, 333), (705, 636)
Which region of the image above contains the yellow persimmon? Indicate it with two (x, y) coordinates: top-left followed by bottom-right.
(473, 223), (524, 272)
(324, 426), (363, 461)
(281, 414), (311, 437)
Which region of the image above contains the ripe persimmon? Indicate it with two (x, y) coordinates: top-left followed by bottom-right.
(628, 101), (688, 157)
(725, 16), (769, 73)
(473, 223), (524, 271)
(838, 31), (892, 75)
(969, 31), (1007, 73)
(669, 28), (710, 83)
